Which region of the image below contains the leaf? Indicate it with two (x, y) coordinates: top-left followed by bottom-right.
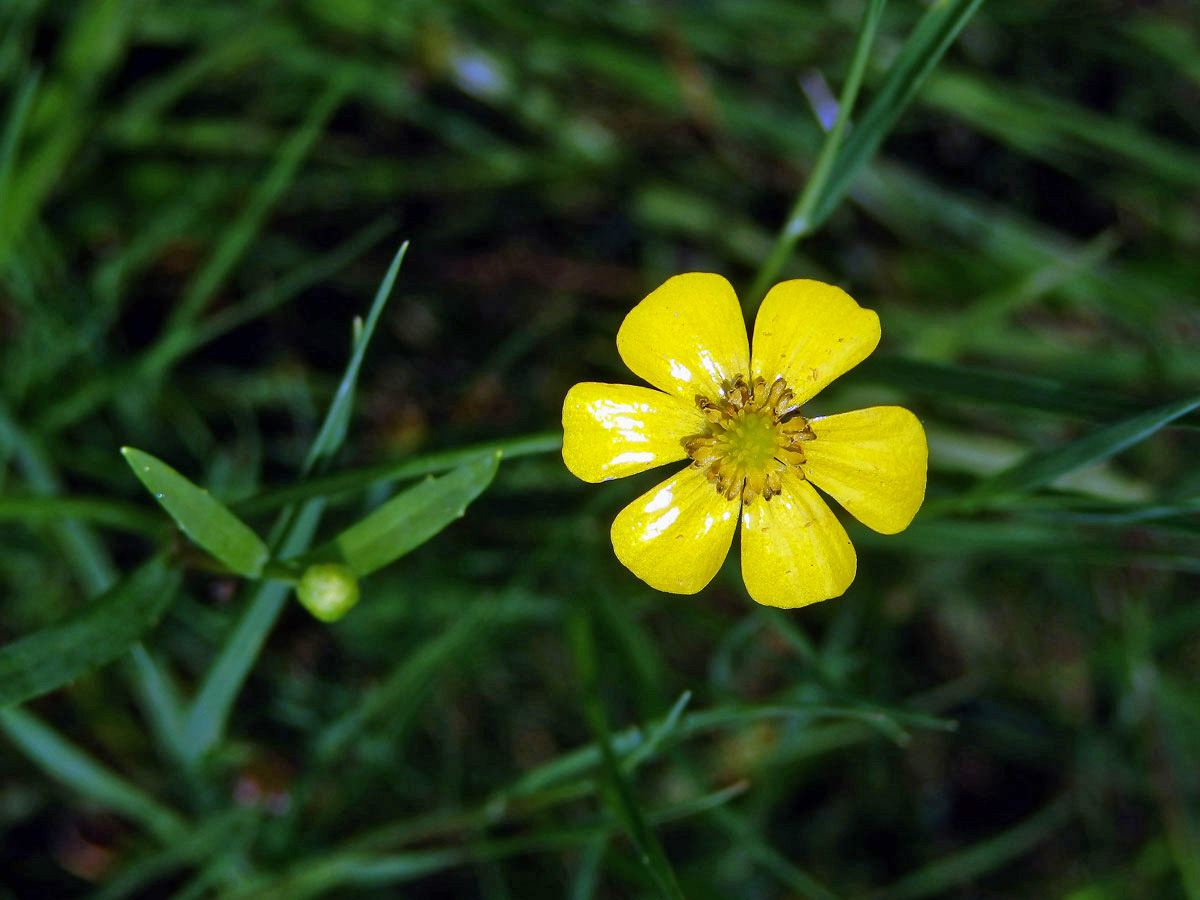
(967, 396), (1200, 503)
(854, 356), (1136, 421)
(745, 0), (885, 306)
(314, 601), (495, 761)
(0, 706), (188, 844)
(0, 69), (41, 275)
(0, 556), (181, 708)
(122, 446), (270, 577)
(568, 608), (687, 900)
(809, 0), (985, 229)
(303, 240), (409, 474)
(325, 451), (500, 576)
(880, 797), (1072, 900)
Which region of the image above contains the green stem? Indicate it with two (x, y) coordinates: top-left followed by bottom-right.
(745, 0), (886, 312)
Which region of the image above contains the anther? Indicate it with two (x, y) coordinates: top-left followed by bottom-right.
(683, 372), (812, 504)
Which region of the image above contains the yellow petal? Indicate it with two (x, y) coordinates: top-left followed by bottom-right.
(617, 273), (750, 402)
(750, 279), (880, 404)
(610, 465), (739, 594)
(801, 406), (927, 534)
(739, 473), (856, 608)
(562, 382), (706, 482)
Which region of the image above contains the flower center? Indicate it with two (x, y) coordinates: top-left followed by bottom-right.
(683, 373), (814, 504)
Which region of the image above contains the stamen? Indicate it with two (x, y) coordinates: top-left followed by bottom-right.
(681, 372), (812, 505)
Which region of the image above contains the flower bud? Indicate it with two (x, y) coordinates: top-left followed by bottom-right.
(295, 563), (360, 622)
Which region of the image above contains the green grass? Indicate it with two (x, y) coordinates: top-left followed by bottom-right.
(2, 1), (1199, 898)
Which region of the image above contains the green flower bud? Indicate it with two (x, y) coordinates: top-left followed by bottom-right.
(295, 563), (360, 622)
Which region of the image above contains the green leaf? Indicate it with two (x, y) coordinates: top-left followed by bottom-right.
(314, 600), (495, 761)
(87, 809), (255, 900)
(0, 494), (158, 534)
(159, 74), (350, 336)
(854, 356), (1136, 421)
(880, 796), (1073, 900)
(0, 705), (188, 844)
(746, 0), (885, 307)
(324, 450), (501, 577)
(0, 69), (41, 276)
(303, 240), (409, 474)
(967, 396), (1200, 503)
(122, 446), (270, 577)
(809, 0), (985, 229)
(568, 608), (686, 900)
(0, 555), (181, 708)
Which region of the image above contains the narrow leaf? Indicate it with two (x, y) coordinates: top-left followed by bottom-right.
(968, 396), (1200, 502)
(854, 356), (1136, 421)
(304, 240), (409, 473)
(0, 556), (180, 708)
(315, 602), (494, 761)
(880, 796), (1072, 900)
(122, 446), (269, 577)
(810, 0), (985, 229)
(162, 75), (349, 333)
(0, 69), (41, 275)
(568, 609), (686, 900)
(327, 451), (500, 576)
(745, 0), (885, 307)
(0, 706), (187, 843)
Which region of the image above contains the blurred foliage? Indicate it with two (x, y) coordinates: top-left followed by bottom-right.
(1, 0), (1199, 898)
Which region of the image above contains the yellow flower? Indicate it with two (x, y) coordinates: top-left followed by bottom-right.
(561, 273), (927, 608)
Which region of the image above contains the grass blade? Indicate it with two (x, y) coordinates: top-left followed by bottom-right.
(87, 809), (254, 900)
(0, 555), (180, 707)
(314, 601), (495, 761)
(122, 447), (270, 577)
(876, 796), (1072, 899)
(157, 74), (349, 339)
(809, 0), (986, 229)
(0, 493), (159, 534)
(853, 356), (1141, 420)
(304, 240), (409, 474)
(967, 396), (1200, 504)
(0, 705), (188, 843)
(0, 68), (41, 276)
(747, 0), (886, 307)
(568, 608), (686, 900)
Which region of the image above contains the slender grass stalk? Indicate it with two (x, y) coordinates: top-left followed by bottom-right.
(0, 68), (41, 276)
(180, 242), (409, 765)
(745, 0), (886, 310)
(0, 706), (188, 843)
(875, 796), (1073, 899)
(568, 607), (687, 900)
(157, 75), (351, 340)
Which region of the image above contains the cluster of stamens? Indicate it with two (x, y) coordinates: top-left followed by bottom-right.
(683, 374), (815, 504)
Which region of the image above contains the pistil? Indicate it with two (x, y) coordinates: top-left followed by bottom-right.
(683, 374), (815, 504)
